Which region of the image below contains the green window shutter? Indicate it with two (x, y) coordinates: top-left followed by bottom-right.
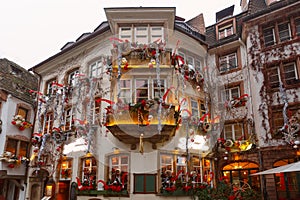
(134, 174), (157, 193)
(134, 174), (144, 192)
(145, 174), (155, 192)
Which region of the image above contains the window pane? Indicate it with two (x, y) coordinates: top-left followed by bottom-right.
(268, 67), (280, 88)
(231, 88), (240, 98)
(224, 125), (233, 139)
(6, 139), (18, 154)
(234, 124), (243, 140)
(295, 18), (300, 36)
(19, 141), (28, 157)
(263, 27), (275, 46)
(283, 62), (297, 84)
(17, 107), (28, 120)
(68, 70), (79, 86)
(278, 22), (291, 42)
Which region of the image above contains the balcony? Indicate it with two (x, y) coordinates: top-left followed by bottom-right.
(105, 100), (180, 149)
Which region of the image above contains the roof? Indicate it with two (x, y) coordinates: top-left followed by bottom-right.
(175, 21), (206, 45)
(0, 58), (38, 105)
(216, 5), (235, 22)
(247, 0), (267, 14)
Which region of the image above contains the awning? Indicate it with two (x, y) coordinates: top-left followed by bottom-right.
(252, 161), (300, 176)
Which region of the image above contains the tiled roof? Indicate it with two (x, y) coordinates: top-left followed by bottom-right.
(248, 0), (267, 14)
(0, 58), (38, 105)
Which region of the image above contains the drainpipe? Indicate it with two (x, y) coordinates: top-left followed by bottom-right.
(238, 38), (268, 200)
(26, 68), (42, 199)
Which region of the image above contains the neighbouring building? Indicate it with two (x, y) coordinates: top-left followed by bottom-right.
(205, 0), (300, 200)
(0, 58), (38, 200)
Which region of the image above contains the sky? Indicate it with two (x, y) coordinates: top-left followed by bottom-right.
(0, 0), (242, 69)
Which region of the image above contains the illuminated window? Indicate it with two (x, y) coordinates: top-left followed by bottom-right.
(81, 156), (97, 185)
(60, 158), (72, 180)
(108, 154), (129, 190)
(222, 161), (260, 190)
(5, 138), (28, 157)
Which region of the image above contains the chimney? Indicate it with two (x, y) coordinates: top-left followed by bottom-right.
(265, 0), (279, 6)
(240, 0), (249, 11)
(186, 13), (206, 34)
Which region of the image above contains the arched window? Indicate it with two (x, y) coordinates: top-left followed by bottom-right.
(222, 161), (260, 190)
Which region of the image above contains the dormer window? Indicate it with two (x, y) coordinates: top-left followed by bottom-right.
(119, 25), (164, 44)
(218, 23), (233, 39)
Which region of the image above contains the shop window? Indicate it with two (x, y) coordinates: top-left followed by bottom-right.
(81, 156), (97, 187)
(219, 53), (237, 73)
(160, 153), (212, 191)
(274, 159), (300, 200)
(108, 154), (129, 190)
(222, 161), (260, 191)
(5, 138), (29, 157)
(224, 123), (244, 140)
(60, 158), (72, 180)
(134, 174), (156, 194)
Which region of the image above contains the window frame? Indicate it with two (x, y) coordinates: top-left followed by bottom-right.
(60, 158), (73, 180)
(5, 136), (29, 158)
(133, 173), (157, 194)
(223, 122), (245, 140)
(219, 52), (238, 73)
(65, 68), (79, 87)
(44, 78), (57, 95)
(216, 18), (236, 40)
(278, 21), (291, 42)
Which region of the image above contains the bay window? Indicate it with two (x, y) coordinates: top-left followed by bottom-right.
(120, 78), (166, 103)
(119, 25), (164, 44)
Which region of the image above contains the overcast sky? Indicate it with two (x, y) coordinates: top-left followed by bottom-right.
(0, 0), (242, 69)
